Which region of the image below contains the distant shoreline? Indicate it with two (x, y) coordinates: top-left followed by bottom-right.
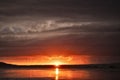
(0, 62), (120, 69)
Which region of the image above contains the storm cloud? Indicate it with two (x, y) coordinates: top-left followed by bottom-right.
(0, 0), (120, 64)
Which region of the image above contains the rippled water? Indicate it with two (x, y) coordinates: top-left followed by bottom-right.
(0, 68), (120, 80)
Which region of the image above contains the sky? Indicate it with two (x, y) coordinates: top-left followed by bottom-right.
(0, 0), (120, 65)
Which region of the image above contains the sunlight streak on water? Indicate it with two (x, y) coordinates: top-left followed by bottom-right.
(55, 68), (59, 80)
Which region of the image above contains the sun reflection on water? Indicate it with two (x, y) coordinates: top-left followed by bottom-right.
(55, 68), (59, 80)
(1, 67), (90, 79)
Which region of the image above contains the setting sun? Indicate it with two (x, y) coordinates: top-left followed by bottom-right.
(46, 56), (72, 66)
(53, 61), (63, 67)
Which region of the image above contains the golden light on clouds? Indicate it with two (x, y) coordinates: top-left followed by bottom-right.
(0, 55), (91, 65)
(52, 61), (62, 67)
(45, 56), (72, 65)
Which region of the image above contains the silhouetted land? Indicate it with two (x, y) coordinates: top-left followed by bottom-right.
(0, 62), (120, 69)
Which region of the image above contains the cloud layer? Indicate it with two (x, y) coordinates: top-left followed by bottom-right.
(0, 0), (120, 64)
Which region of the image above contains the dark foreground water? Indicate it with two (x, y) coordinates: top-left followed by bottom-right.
(0, 68), (120, 80)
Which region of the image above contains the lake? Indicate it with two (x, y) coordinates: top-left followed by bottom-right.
(0, 68), (120, 80)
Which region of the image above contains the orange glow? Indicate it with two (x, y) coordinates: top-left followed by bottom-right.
(46, 56), (72, 65)
(0, 55), (91, 65)
(53, 61), (62, 67)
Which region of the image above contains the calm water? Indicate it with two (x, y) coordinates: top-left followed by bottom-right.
(0, 68), (120, 80)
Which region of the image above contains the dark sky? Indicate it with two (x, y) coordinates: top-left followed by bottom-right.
(0, 0), (120, 64)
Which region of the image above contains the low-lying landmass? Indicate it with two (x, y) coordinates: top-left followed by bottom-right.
(0, 62), (120, 69)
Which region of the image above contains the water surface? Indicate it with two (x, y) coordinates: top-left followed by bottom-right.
(0, 68), (120, 80)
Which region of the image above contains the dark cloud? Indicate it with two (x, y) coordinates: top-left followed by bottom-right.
(0, 0), (120, 19)
(0, 0), (120, 63)
(0, 25), (120, 56)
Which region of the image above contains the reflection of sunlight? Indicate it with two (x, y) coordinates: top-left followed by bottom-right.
(56, 68), (59, 75)
(53, 68), (90, 80)
(3, 68), (90, 79)
(55, 68), (59, 80)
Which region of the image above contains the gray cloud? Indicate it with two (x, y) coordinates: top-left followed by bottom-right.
(0, 19), (92, 34)
(0, 20), (120, 42)
(0, 0), (120, 64)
